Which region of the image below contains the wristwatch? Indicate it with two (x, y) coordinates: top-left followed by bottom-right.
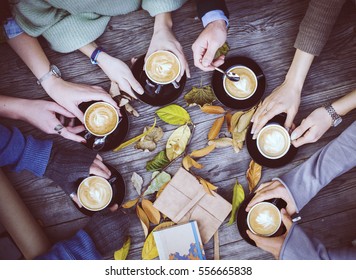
(37, 65), (61, 86)
(323, 103), (342, 127)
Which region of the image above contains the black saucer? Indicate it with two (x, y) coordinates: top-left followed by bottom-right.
(236, 193), (287, 246)
(73, 163), (126, 216)
(212, 56), (266, 109)
(78, 102), (129, 152)
(131, 54), (187, 106)
(246, 114), (298, 168)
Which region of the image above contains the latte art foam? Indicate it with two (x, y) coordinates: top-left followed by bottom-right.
(145, 51), (180, 84)
(248, 202), (281, 236)
(84, 102), (118, 136)
(262, 130), (287, 155)
(78, 176), (112, 211)
(224, 66), (257, 99)
(257, 125), (290, 159)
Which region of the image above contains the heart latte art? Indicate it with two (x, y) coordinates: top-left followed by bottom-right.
(224, 66), (257, 100)
(145, 51), (180, 84)
(78, 176), (112, 211)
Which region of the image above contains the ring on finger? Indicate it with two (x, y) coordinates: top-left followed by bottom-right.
(54, 124), (64, 134)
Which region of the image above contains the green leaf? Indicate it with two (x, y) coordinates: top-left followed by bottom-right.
(214, 42), (230, 59)
(146, 150), (170, 171)
(166, 124), (191, 161)
(114, 236), (131, 260)
(144, 171), (171, 196)
(184, 86), (217, 107)
(228, 180), (245, 225)
(156, 104), (190, 125)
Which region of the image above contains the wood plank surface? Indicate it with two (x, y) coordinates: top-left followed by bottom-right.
(0, 0), (355, 260)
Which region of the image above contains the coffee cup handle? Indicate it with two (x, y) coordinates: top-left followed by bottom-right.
(84, 130), (93, 140)
(172, 80), (180, 89)
(268, 198), (287, 210)
(154, 84), (162, 94)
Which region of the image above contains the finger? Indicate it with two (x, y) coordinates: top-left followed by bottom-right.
(246, 190), (278, 212)
(89, 163), (111, 179)
(109, 204), (119, 212)
(201, 43), (219, 68)
(192, 43), (205, 70)
(291, 129), (314, 148)
(96, 154), (103, 161)
(126, 73), (144, 95)
(284, 111), (296, 131)
(59, 127), (86, 143)
(290, 120), (310, 141)
(211, 55), (225, 68)
(255, 181), (276, 193)
(92, 159), (111, 178)
(281, 209), (293, 230)
(252, 108), (282, 139)
(131, 57), (138, 65)
(87, 91), (120, 110)
(66, 125), (85, 134)
(50, 103), (75, 118)
(118, 79), (138, 99)
(59, 115), (66, 125)
(175, 50), (189, 81)
(246, 230), (264, 245)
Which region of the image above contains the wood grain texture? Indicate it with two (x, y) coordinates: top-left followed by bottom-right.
(0, 0), (355, 260)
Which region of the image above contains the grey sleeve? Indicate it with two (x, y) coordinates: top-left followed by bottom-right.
(280, 224), (356, 260)
(279, 121), (356, 212)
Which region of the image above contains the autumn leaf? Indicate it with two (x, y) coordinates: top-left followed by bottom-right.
(208, 137), (233, 148)
(131, 172), (143, 195)
(228, 180), (245, 225)
(226, 112), (232, 132)
(125, 103), (140, 117)
(137, 205), (149, 238)
(109, 81), (120, 97)
(114, 236), (131, 260)
(144, 171), (171, 196)
(135, 126), (164, 152)
(199, 177), (218, 195)
(246, 160), (262, 193)
(237, 106), (257, 133)
(182, 155), (203, 171)
(190, 143), (216, 158)
(230, 111), (244, 132)
(208, 116), (225, 140)
(214, 42), (230, 59)
(156, 104), (190, 125)
(166, 124), (191, 161)
(184, 85), (217, 107)
(201, 105), (226, 114)
(156, 181), (169, 198)
(113, 118), (156, 151)
(142, 221), (175, 260)
(146, 150), (170, 172)
(142, 199), (161, 225)
(122, 198), (139, 209)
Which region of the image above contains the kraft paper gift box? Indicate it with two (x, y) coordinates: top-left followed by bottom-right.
(153, 167), (232, 244)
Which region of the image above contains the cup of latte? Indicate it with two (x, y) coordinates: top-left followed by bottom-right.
(247, 201), (282, 237)
(223, 66), (258, 100)
(256, 123), (291, 159)
(84, 101), (119, 137)
(144, 50), (181, 86)
(77, 176), (113, 211)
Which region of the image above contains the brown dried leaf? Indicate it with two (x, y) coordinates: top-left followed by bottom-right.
(201, 105), (226, 114)
(184, 86), (216, 107)
(237, 106), (257, 133)
(125, 103), (140, 117)
(182, 155), (193, 170)
(190, 143), (216, 158)
(109, 81), (120, 97)
(246, 160), (262, 193)
(226, 112), (232, 132)
(233, 128), (248, 143)
(208, 116), (225, 140)
(142, 199), (161, 225)
(232, 140), (241, 153)
(230, 111), (244, 132)
(136, 205), (149, 237)
(190, 157), (204, 169)
(208, 137), (233, 148)
(199, 178), (218, 195)
(135, 126), (164, 152)
(122, 198), (139, 209)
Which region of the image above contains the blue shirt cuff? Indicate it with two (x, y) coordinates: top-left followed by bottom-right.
(3, 18), (23, 39)
(201, 10), (229, 28)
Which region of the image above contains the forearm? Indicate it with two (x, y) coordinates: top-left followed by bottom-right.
(0, 95), (30, 121)
(332, 90), (356, 116)
(285, 49), (314, 92)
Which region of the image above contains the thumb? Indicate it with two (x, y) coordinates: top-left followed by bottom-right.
(281, 208), (293, 230)
(284, 112), (295, 131)
(201, 45), (218, 67)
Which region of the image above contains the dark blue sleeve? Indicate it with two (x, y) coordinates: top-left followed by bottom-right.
(37, 230), (102, 260)
(0, 124), (52, 177)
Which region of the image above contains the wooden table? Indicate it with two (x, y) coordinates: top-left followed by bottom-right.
(0, 0), (355, 260)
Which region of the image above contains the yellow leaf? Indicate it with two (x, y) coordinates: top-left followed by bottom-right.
(156, 104), (190, 125)
(156, 181), (169, 198)
(136, 205), (150, 238)
(201, 105), (226, 114)
(208, 137), (233, 148)
(190, 157), (204, 169)
(208, 116), (225, 140)
(233, 128), (248, 143)
(166, 124), (191, 161)
(230, 111), (244, 132)
(237, 106), (257, 133)
(226, 112), (232, 132)
(228, 180), (245, 225)
(182, 155), (193, 170)
(142, 221), (175, 260)
(114, 236), (131, 260)
(190, 143), (216, 158)
(199, 177), (218, 195)
(122, 198), (139, 209)
(114, 118), (156, 151)
(142, 199), (161, 225)
(246, 160), (262, 193)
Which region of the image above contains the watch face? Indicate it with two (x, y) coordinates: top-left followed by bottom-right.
(333, 118), (342, 127)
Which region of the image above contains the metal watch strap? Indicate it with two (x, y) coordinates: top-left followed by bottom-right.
(37, 65), (61, 86)
(323, 103), (342, 127)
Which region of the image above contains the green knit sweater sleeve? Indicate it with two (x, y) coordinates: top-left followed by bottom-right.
(142, 0), (189, 17)
(294, 0), (346, 56)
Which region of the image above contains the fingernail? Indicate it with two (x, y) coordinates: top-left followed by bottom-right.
(81, 140), (87, 144)
(138, 88), (144, 95)
(281, 208), (286, 214)
(290, 132), (297, 141)
(252, 134), (257, 140)
(202, 60), (209, 67)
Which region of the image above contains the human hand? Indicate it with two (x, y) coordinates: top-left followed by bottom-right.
(290, 107), (332, 148)
(145, 26), (190, 81)
(192, 20), (227, 71)
(246, 208), (293, 259)
(246, 181), (297, 216)
(251, 81), (302, 139)
(20, 99), (86, 142)
(43, 79), (120, 123)
(98, 53), (144, 99)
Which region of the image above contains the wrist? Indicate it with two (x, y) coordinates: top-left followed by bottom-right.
(283, 76), (303, 94)
(41, 75), (63, 97)
(207, 19), (227, 31)
(153, 13), (173, 32)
